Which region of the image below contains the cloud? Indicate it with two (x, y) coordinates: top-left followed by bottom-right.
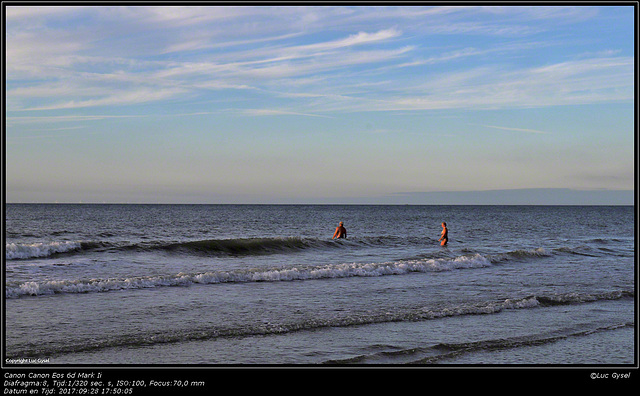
(473, 124), (549, 134)
(161, 32), (304, 54)
(6, 114), (148, 126)
(6, 32), (90, 78)
(5, 5), (632, 114)
(5, 5), (86, 20)
(242, 109), (334, 118)
(290, 28), (401, 52)
(275, 53), (632, 114)
(129, 5), (249, 26)
(8, 24), (411, 111)
(21, 87), (187, 111)
(364, 56), (634, 112)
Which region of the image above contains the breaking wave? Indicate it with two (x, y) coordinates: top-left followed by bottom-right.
(324, 320), (635, 364)
(7, 235), (607, 262)
(4, 236), (399, 260)
(5, 241), (105, 260)
(7, 291), (633, 359)
(5, 253), (494, 298)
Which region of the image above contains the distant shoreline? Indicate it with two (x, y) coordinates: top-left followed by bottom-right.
(6, 188), (633, 206)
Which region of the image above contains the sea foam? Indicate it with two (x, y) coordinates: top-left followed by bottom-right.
(5, 242), (83, 260)
(5, 253), (494, 298)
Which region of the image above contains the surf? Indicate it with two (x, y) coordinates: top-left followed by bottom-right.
(4, 241), (104, 260)
(3, 253), (510, 298)
(323, 321), (635, 365)
(6, 291), (633, 359)
(3, 235), (425, 260)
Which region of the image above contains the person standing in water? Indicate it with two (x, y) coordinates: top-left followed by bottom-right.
(439, 222), (448, 246)
(332, 222), (347, 239)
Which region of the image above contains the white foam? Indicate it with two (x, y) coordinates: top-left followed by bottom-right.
(5, 254), (495, 298)
(418, 296), (540, 319)
(502, 297), (541, 309)
(5, 242), (82, 260)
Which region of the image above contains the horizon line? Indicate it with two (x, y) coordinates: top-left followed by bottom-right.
(4, 202), (634, 206)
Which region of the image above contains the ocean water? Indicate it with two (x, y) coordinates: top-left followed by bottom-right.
(4, 204), (635, 366)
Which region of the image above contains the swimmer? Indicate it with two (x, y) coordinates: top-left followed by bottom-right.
(332, 221), (347, 239)
(439, 222), (448, 246)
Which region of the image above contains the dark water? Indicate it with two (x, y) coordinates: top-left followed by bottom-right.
(4, 204), (635, 365)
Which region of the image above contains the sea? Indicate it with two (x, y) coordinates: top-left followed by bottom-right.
(4, 204), (636, 368)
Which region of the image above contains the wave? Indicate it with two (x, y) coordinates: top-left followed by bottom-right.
(4, 237), (325, 260)
(8, 235), (619, 262)
(141, 236), (443, 257)
(489, 245), (632, 261)
(4, 241), (106, 260)
(324, 321), (635, 364)
(7, 291), (634, 359)
(5, 242), (634, 299)
(4, 236), (401, 260)
(5, 253), (494, 298)
(534, 291), (636, 305)
(486, 248), (552, 263)
(160, 237), (339, 256)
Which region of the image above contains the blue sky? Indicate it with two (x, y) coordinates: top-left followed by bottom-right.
(5, 5), (635, 204)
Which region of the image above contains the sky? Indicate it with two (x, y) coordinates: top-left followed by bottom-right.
(4, 4), (636, 204)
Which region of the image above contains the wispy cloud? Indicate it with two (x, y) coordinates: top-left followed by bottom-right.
(473, 124), (549, 134)
(291, 28), (401, 52)
(242, 109), (335, 118)
(6, 114), (148, 126)
(8, 24), (411, 111)
(355, 55), (634, 112)
(5, 5), (632, 114)
(18, 87), (188, 111)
